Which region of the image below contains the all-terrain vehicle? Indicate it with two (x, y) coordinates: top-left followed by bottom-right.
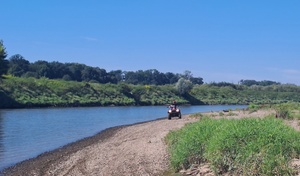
(167, 105), (181, 120)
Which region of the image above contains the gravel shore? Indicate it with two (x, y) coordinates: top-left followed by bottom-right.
(2, 115), (197, 176)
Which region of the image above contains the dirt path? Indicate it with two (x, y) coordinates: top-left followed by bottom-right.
(3, 109), (300, 176)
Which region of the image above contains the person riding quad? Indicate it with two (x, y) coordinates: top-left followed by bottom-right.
(167, 100), (181, 119)
(171, 100), (177, 109)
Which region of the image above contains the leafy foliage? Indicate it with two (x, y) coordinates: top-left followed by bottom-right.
(190, 84), (300, 105)
(175, 78), (193, 95)
(240, 79), (281, 86)
(2, 55), (204, 85)
(0, 76), (300, 108)
(0, 40), (9, 76)
(0, 77), (190, 108)
(8, 54), (30, 76)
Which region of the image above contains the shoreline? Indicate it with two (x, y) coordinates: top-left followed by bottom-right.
(0, 105), (247, 175)
(3, 108), (300, 175)
(1, 124), (125, 175)
(1, 117), (176, 176)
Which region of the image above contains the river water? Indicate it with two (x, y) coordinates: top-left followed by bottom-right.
(0, 105), (246, 170)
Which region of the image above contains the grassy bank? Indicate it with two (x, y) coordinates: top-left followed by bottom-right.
(165, 104), (300, 175)
(0, 76), (189, 108)
(190, 84), (300, 105)
(1, 76), (300, 108)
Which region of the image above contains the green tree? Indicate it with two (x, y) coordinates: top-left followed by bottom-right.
(8, 54), (30, 77)
(165, 72), (179, 84)
(124, 71), (139, 84)
(108, 70), (124, 83)
(0, 40), (9, 76)
(67, 63), (85, 81)
(175, 78), (193, 95)
(182, 70), (203, 85)
(81, 66), (100, 82)
(48, 61), (69, 79)
(182, 70), (193, 80)
(31, 60), (51, 78)
(190, 77), (204, 85)
(94, 67), (108, 83)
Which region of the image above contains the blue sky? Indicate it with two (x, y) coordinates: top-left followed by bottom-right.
(2, 1), (300, 84)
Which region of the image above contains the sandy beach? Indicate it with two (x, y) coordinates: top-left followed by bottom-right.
(2, 115), (198, 176)
(2, 109), (300, 176)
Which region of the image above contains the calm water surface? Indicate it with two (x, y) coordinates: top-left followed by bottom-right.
(0, 105), (246, 170)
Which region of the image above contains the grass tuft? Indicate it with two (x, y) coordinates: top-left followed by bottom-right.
(165, 117), (300, 175)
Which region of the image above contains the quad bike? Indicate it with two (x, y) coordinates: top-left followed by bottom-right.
(167, 105), (182, 120)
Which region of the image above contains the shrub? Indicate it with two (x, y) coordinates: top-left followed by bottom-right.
(175, 78), (193, 95)
(275, 104), (292, 119)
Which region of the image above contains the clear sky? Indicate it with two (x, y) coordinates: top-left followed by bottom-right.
(1, 1), (300, 84)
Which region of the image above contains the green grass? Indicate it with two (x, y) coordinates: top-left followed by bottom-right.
(165, 117), (300, 175)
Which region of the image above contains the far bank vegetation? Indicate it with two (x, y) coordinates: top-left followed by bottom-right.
(0, 42), (300, 108)
(0, 75), (300, 108)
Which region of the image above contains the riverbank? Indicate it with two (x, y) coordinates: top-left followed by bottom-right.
(3, 109), (300, 176)
(2, 115), (198, 176)
(2, 76), (300, 109)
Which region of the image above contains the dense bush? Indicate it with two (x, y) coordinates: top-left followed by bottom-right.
(273, 103), (300, 120)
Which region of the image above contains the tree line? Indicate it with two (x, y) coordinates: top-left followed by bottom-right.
(0, 40), (286, 87)
(1, 52), (204, 85)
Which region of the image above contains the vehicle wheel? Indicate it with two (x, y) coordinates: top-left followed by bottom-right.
(178, 113), (182, 119)
(168, 114), (171, 120)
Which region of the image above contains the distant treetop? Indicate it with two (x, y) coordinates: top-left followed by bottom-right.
(239, 79), (281, 86)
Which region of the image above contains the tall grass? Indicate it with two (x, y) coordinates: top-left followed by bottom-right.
(165, 117), (300, 175)
(273, 103), (300, 120)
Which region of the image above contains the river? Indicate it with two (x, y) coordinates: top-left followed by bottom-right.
(0, 105), (246, 170)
